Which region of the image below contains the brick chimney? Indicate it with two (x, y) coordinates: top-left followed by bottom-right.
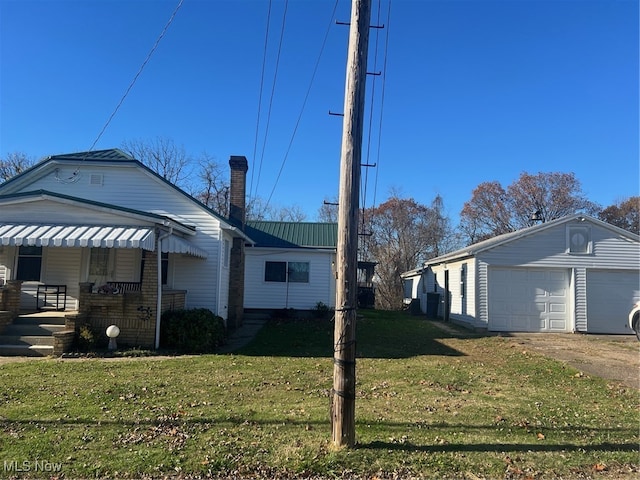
(229, 155), (248, 227)
(227, 155), (248, 330)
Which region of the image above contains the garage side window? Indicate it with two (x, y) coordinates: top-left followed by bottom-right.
(567, 225), (591, 254)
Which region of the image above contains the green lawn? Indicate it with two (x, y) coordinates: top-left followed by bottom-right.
(0, 310), (638, 479)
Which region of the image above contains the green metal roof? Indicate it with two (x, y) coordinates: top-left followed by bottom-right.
(48, 149), (134, 162)
(245, 221), (337, 249)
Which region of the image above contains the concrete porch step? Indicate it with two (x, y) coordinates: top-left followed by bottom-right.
(0, 312), (69, 357)
(0, 344), (54, 357)
(13, 314), (66, 326)
(0, 335), (55, 346)
(2, 324), (66, 336)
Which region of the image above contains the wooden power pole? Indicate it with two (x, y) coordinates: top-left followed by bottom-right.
(331, 0), (371, 449)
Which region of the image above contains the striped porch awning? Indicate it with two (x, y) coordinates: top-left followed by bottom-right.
(0, 224), (207, 258)
(160, 234), (208, 258)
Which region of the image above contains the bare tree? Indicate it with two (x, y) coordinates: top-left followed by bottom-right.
(599, 196), (639, 234)
(276, 205), (307, 222)
(120, 137), (315, 222)
(460, 172), (599, 243)
(0, 152), (36, 182)
(460, 181), (514, 243)
(121, 137), (193, 187)
(365, 195), (451, 310)
(507, 172), (599, 225)
(318, 196), (339, 223)
(192, 154), (230, 216)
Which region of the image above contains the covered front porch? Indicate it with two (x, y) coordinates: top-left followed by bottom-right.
(0, 223), (208, 352)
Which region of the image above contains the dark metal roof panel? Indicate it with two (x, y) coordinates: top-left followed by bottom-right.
(48, 149), (134, 162)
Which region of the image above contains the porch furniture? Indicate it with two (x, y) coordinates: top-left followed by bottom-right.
(37, 284), (67, 311)
(106, 281), (142, 293)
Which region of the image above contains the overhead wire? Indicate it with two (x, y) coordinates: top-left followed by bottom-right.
(249, 0), (273, 205)
(253, 0), (290, 216)
(371, 0), (392, 210)
(360, 0), (383, 227)
(265, 0), (341, 210)
(85, 0), (185, 155)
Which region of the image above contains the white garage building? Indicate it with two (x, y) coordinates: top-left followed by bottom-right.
(402, 214), (640, 334)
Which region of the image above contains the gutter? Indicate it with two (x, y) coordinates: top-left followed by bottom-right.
(155, 226), (173, 349)
(221, 224), (255, 245)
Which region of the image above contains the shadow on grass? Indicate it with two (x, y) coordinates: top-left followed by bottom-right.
(358, 440), (639, 454)
(3, 416), (636, 454)
(234, 311), (466, 359)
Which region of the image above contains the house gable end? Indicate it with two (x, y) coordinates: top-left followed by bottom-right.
(0, 148), (241, 234)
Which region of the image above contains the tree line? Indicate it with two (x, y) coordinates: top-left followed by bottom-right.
(2, 139), (637, 310)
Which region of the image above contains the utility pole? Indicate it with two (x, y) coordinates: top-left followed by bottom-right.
(331, 0), (371, 449)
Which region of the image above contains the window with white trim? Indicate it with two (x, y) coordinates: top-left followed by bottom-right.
(567, 225), (591, 254)
(265, 261), (310, 283)
(223, 239), (230, 268)
(288, 262), (309, 283)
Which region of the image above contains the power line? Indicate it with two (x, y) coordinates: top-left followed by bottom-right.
(249, 0), (273, 205)
(371, 0), (392, 210)
(360, 0), (383, 215)
(253, 0), (289, 216)
(85, 0), (185, 154)
(265, 0), (340, 210)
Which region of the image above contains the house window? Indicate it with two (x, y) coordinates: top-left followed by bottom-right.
(264, 261), (310, 283)
(403, 278), (413, 299)
(223, 239), (230, 268)
(16, 246), (42, 281)
(567, 225), (591, 254)
(89, 248), (109, 276)
(265, 261), (286, 282)
(288, 262), (309, 283)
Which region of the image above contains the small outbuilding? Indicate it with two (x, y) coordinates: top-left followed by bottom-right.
(243, 221), (337, 311)
(402, 214), (640, 334)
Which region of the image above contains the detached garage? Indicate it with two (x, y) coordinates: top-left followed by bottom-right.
(402, 214), (640, 334)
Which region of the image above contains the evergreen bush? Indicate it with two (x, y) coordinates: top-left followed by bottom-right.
(160, 308), (226, 353)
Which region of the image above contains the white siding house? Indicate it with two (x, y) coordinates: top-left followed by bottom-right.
(0, 149), (252, 347)
(402, 215), (640, 335)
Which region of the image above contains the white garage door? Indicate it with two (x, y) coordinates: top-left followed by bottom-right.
(489, 268), (570, 332)
(586, 270), (640, 334)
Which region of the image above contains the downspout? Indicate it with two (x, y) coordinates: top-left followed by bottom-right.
(155, 227), (173, 349)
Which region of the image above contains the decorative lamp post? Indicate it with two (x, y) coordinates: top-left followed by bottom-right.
(106, 325), (120, 350)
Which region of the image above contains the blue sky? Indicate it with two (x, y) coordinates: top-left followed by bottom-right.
(1, 0), (638, 224)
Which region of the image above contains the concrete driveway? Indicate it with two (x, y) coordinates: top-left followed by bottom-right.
(503, 332), (639, 389)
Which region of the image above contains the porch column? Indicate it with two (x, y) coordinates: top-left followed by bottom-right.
(141, 249), (159, 347)
(5, 280), (22, 315)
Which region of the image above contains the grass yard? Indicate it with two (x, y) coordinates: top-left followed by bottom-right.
(0, 310), (638, 479)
